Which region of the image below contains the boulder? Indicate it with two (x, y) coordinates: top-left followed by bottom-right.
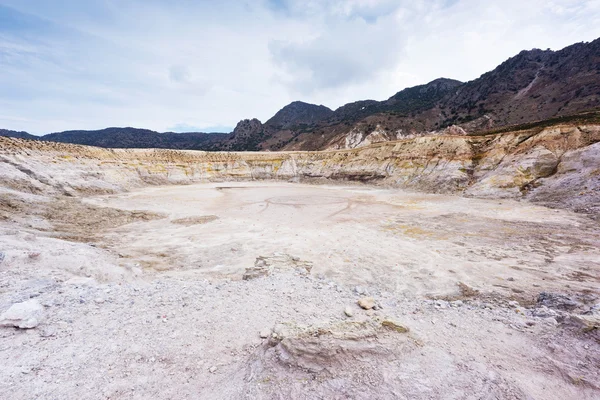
(537, 292), (580, 311)
(358, 297), (375, 310)
(0, 299), (44, 329)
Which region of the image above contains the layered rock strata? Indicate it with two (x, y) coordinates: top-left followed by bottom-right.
(1, 123), (598, 214)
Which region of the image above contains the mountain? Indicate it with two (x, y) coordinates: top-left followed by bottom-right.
(0, 129), (38, 140)
(284, 38), (600, 150)
(2, 38), (599, 151)
(42, 127), (228, 150)
(265, 101), (333, 129)
(221, 102), (334, 151)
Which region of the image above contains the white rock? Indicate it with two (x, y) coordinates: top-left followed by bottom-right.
(0, 299), (45, 329)
(435, 300), (448, 309)
(259, 329), (271, 338)
(344, 306), (354, 317)
(40, 326), (57, 337)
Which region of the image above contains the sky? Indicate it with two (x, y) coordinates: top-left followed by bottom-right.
(0, 0), (599, 135)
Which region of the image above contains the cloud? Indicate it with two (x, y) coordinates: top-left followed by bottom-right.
(0, 0), (599, 134)
(169, 65), (191, 83)
(168, 123), (233, 133)
(269, 11), (406, 93)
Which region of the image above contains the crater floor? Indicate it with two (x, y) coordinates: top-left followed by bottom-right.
(85, 181), (600, 299)
(1, 181), (599, 399)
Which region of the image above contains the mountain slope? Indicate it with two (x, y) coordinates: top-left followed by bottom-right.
(1, 38), (599, 151)
(43, 127), (228, 150)
(265, 101), (333, 129)
(284, 38), (600, 150)
(0, 129), (38, 140)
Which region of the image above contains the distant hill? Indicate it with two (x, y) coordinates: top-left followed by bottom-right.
(38, 127), (228, 150)
(0, 129), (38, 140)
(2, 37), (599, 151)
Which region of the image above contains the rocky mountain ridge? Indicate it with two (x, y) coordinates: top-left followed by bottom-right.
(2, 38), (599, 151)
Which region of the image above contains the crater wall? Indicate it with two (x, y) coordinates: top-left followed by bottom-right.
(1, 123), (599, 214)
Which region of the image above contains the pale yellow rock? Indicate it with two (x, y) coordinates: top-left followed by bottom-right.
(357, 297), (375, 310)
(381, 319), (410, 333)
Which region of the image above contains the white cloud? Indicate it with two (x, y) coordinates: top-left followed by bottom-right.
(269, 12), (407, 93)
(0, 0), (599, 134)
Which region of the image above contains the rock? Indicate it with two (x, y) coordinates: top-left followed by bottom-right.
(243, 254), (313, 280)
(435, 300), (448, 309)
(563, 315), (600, 333)
(259, 329), (271, 339)
(537, 292), (580, 311)
(531, 305), (558, 318)
(508, 301), (520, 308)
(243, 258), (272, 280)
(267, 320), (391, 373)
(354, 286), (369, 296)
(0, 299), (44, 329)
(381, 319), (410, 333)
(357, 297), (375, 310)
(344, 306), (354, 317)
(272, 324), (289, 340)
(208, 366), (217, 373)
(94, 297), (105, 304)
(542, 317), (558, 326)
(587, 303), (600, 315)
(40, 326), (57, 337)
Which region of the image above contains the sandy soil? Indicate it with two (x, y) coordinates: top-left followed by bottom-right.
(1, 182), (599, 399)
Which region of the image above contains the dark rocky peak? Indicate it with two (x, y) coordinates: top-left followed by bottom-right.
(265, 101), (333, 129)
(327, 100), (379, 124)
(387, 78), (462, 104)
(231, 118), (263, 139)
(546, 37), (600, 74)
(444, 49), (554, 107)
(382, 78), (463, 115)
(419, 78), (463, 93)
(492, 48), (551, 76)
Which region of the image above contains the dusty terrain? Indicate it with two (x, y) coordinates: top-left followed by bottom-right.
(1, 130), (599, 399)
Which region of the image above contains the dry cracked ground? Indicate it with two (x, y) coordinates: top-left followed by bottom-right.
(0, 141), (600, 399)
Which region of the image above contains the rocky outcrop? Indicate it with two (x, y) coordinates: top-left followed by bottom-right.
(264, 101), (332, 130)
(1, 122), (599, 214)
(0, 299), (44, 329)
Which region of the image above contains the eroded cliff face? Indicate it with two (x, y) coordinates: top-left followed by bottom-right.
(1, 123), (599, 214)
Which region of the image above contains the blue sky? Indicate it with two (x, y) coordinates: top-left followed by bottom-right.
(0, 0), (599, 134)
